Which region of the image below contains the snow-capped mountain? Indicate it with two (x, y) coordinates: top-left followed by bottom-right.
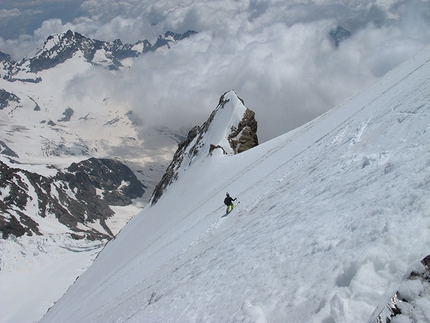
(0, 157), (144, 240)
(0, 29), (198, 238)
(0, 29), (197, 81)
(0, 30), (195, 323)
(41, 44), (430, 322)
(0, 29), (196, 197)
(0, 30), (193, 162)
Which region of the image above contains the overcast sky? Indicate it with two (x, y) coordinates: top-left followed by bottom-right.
(1, 0), (430, 142)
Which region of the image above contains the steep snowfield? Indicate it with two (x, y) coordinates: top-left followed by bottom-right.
(42, 44), (430, 323)
(0, 235), (104, 323)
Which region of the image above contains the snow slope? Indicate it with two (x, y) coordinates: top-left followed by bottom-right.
(0, 235), (104, 323)
(42, 44), (430, 322)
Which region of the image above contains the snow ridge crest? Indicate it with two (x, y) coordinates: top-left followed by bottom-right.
(151, 90), (258, 204)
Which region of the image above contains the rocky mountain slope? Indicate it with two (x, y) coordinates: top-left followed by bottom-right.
(0, 157), (144, 240)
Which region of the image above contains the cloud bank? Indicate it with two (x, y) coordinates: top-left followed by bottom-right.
(1, 0), (430, 142)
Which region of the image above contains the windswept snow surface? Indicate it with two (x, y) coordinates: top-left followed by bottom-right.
(42, 45), (430, 322)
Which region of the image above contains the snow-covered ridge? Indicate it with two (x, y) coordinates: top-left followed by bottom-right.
(0, 29), (197, 81)
(41, 44), (430, 323)
(151, 90), (258, 204)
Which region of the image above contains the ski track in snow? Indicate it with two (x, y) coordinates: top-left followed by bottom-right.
(40, 46), (430, 322)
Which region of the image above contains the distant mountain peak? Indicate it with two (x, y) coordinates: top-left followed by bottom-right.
(330, 26), (352, 47)
(153, 30), (197, 49)
(0, 29), (197, 81)
(151, 90), (258, 204)
(29, 29), (197, 72)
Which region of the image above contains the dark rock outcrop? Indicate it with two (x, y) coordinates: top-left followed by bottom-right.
(330, 26), (352, 47)
(67, 158), (145, 206)
(58, 107), (74, 122)
(0, 89), (20, 109)
(228, 106), (258, 153)
(152, 30), (198, 51)
(373, 254), (430, 323)
(0, 157), (145, 240)
(0, 140), (19, 158)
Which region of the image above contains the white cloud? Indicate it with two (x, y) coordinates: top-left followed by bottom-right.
(99, 6), (430, 142)
(0, 8), (21, 20)
(2, 0), (430, 142)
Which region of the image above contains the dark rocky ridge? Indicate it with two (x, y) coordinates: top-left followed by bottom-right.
(227, 106), (258, 154)
(330, 26), (352, 47)
(0, 157), (145, 240)
(0, 141), (19, 158)
(0, 89), (20, 109)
